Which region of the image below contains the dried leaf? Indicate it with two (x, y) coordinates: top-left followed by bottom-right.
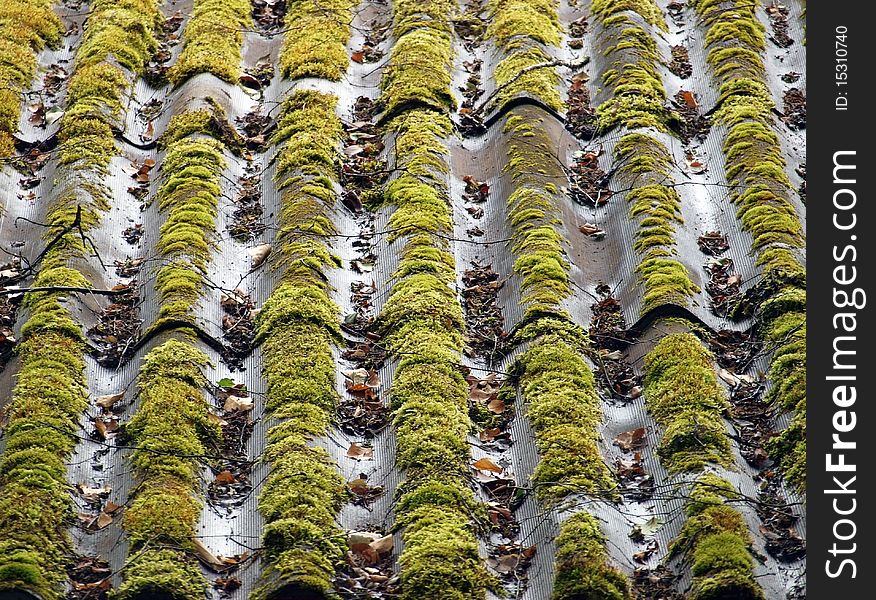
(193, 539), (226, 571)
(472, 457), (503, 473)
(351, 50), (366, 63)
(95, 511), (113, 529)
(614, 427), (647, 451)
(479, 428), (502, 442)
(223, 395), (253, 412)
(369, 534), (393, 556)
(95, 392), (124, 410)
(248, 244), (272, 267)
(486, 398), (506, 414)
(679, 90), (698, 108)
(347, 443), (374, 460)
(103, 501), (121, 514)
(215, 470), (235, 484)
(78, 485), (111, 502)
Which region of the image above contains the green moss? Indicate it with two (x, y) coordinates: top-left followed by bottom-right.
(517, 335), (615, 499)
(553, 513), (630, 600)
(0, 0), (62, 150)
(672, 475), (765, 600)
(168, 0), (251, 84)
(595, 19), (672, 131)
(254, 88), (348, 597)
(592, 0), (667, 30)
(112, 548), (206, 600)
(615, 134), (698, 312)
(376, 21), (489, 588)
(644, 334), (733, 472)
(503, 112), (572, 318)
(0, 266), (92, 596)
(118, 340), (214, 597)
(487, 0), (562, 49)
(280, 0), (355, 80)
(150, 132), (225, 325)
(380, 26), (454, 118)
(695, 0), (807, 489)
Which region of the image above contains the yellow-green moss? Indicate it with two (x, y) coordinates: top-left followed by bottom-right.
(644, 333), (733, 472)
(592, 0), (667, 30)
(168, 0), (251, 84)
(253, 88), (347, 598)
(0, 271), (89, 598)
(487, 0), (563, 110)
(615, 134), (698, 312)
(280, 0), (355, 81)
(380, 11), (454, 118)
(151, 127), (225, 326)
(516, 330), (615, 500)
(0, 0), (62, 155)
(378, 10), (489, 586)
(116, 340), (215, 599)
(671, 475), (765, 600)
(553, 513), (630, 600)
(694, 0), (807, 489)
(502, 112), (573, 318)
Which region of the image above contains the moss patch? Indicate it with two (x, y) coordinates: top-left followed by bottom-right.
(280, 0), (355, 81)
(644, 333), (733, 472)
(515, 328), (615, 500)
(0, 0), (62, 155)
(115, 340), (214, 599)
(380, 1), (454, 118)
(168, 0), (250, 84)
(671, 475), (765, 600)
(252, 88), (347, 598)
(694, 0), (807, 489)
(615, 134), (698, 312)
(0, 272), (89, 598)
(553, 513), (630, 600)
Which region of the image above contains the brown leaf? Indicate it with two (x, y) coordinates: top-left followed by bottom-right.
(193, 539), (226, 571)
(469, 388), (495, 403)
(103, 501), (121, 514)
(369, 534), (394, 556)
(248, 243), (272, 268)
(350, 542), (379, 564)
(351, 50), (366, 63)
(347, 443), (374, 460)
(223, 395), (253, 412)
(142, 121), (155, 141)
(614, 427), (647, 452)
(472, 457), (503, 473)
(215, 470), (235, 484)
(487, 398), (506, 414)
(479, 428), (502, 442)
(95, 392), (124, 410)
(95, 511), (113, 529)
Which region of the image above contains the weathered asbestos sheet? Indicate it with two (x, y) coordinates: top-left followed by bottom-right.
(0, 1), (805, 600)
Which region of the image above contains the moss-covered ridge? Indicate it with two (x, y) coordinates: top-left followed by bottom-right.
(168, 0), (251, 85)
(643, 333), (733, 473)
(488, 0), (564, 111)
(591, 2), (698, 313)
(0, 270), (89, 597)
(380, 107), (490, 599)
(592, 0), (672, 131)
(379, 0), (455, 119)
(114, 340), (217, 600)
(378, 5), (489, 591)
(0, 0), (62, 156)
(252, 90), (347, 600)
(151, 109), (228, 328)
(501, 112), (569, 320)
(553, 513), (630, 600)
(693, 0), (806, 490)
(0, 3), (160, 595)
(280, 0), (355, 81)
(671, 475), (765, 600)
(615, 134), (699, 312)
